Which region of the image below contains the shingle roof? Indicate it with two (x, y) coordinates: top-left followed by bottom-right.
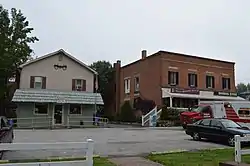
(20, 49), (98, 75)
(12, 89), (104, 105)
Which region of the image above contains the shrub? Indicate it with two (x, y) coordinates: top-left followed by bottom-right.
(157, 106), (181, 126)
(119, 101), (136, 122)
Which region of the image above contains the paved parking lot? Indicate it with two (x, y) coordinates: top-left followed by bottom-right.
(3, 128), (227, 160)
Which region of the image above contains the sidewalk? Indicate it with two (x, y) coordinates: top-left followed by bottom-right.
(109, 157), (163, 166)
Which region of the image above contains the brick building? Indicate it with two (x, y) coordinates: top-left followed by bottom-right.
(113, 50), (243, 114)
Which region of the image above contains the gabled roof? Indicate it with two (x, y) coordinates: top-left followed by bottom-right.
(20, 49), (98, 74)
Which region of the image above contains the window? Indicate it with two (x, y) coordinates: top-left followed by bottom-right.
(210, 120), (222, 128)
(69, 104), (82, 115)
(34, 77), (42, 89)
(199, 119), (211, 126)
(124, 78), (130, 94)
(134, 76), (140, 92)
(188, 73), (197, 87)
(30, 76), (46, 89)
(222, 77), (231, 89)
(34, 103), (48, 115)
(72, 79), (86, 91)
(206, 75), (214, 88)
(168, 71), (179, 85)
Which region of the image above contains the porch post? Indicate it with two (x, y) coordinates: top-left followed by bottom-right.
(170, 97), (173, 107)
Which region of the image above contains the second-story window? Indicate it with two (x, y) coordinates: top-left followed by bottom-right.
(168, 71), (179, 85)
(72, 79), (86, 91)
(124, 78), (130, 94)
(30, 76), (46, 89)
(188, 73), (197, 87)
(206, 75), (215, 88)
(134, 76), (140, 92)
(222, 77), (231, 90)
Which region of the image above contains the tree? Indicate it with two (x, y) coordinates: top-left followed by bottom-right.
(236, 83), (248, 94)
(89, 61), (115, 116)
(0, 5), (39, 115)
(119, 101), (136, 122)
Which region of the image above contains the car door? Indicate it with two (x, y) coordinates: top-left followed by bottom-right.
(198, 119), (211, 138)
(207, 119), (226, 141)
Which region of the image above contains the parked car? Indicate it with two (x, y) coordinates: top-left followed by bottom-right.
(0, 116), (14, 158)
(185, 118), (250, 146)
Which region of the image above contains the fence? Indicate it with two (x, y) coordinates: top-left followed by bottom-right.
(9, 116), (109, 129)
(0, 139), (94, 166)
(235, 134), (250, 163)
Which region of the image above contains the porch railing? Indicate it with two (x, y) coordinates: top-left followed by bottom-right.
(9, 116), (109, 129)
(67, 116), (109, 128)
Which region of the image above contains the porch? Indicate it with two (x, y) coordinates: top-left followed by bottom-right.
(11, 89), (106, 129)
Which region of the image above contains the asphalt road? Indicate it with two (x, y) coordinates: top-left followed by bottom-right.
(2, 128), (227, 160)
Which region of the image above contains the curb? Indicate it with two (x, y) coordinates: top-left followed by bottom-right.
(150, 147), (232, 155)
(0, 155), (101, 164)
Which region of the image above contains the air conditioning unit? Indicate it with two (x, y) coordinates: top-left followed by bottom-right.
(76, 85), (82, 91)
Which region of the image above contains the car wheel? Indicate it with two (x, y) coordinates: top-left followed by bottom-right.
(193, 132), (201, 141)
(228, 136), (235, 147)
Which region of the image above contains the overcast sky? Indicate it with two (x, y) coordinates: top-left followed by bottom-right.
(1, 0), (250, 84)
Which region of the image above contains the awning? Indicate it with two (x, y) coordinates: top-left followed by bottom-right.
(12, 89), (104, 105)
(162, 88), (245, 101)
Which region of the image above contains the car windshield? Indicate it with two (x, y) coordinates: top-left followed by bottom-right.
(221, 120), (241, 128)
(191, 106), (203, 112)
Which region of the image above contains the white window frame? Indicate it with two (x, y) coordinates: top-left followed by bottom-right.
(206, 76), (213, 88)
(69, 104), (83, 115)
(34, 76), (43, 89)
(134, 76), (140, 92)
(33, 103), (49, 115)
(169, 72), (177, 85)
(124, 78), (131, 94)
(222, 77), (230, 90)
(75, 79), (83, 91)
(189, 73), (196, 87)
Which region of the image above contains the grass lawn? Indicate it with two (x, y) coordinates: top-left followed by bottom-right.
(147, 148), (250, 166)
(94, 157), (116, 166)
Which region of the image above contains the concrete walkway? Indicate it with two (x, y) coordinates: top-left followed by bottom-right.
(109, 157), (163, 166)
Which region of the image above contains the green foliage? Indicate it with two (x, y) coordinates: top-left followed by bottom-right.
(0, 5), (38, 98)
(89, 61), (115, 118)
(119, 101), (136, 122)
(160, 107), (180, 121)
(237, 83), (250, 94)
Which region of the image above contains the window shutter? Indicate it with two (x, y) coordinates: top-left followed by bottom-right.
(72, 79), (76, 90)
(168, 71), (171, 84)
(222, 78), (225, 89)
(82, 79), (86, 91)
(41, 77), (46, 89)
(195, 74), (197, 87)
(176, 72), (179, 85)
(205, 76), (208, 88)
(228, 78), (231, 89)
(212, 76), (215, 88)
(188, 74), (191, 86)
(30, 76), (34, 88)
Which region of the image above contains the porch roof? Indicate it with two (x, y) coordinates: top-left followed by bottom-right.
(162, 88), (245, 101)
(12, 89), (104, 105)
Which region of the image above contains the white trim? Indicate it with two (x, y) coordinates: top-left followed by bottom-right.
(69, 104), (83, 115)
(188, 69), (197, 72)
(20, 49), (98, 74)
(52, 104), (64, 125)
(33, 103), (49, 115)
(168, 66), (178, 70)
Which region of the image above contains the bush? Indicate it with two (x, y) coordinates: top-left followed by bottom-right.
(157, 106), (181, 126)
(119, 101), (136, 122)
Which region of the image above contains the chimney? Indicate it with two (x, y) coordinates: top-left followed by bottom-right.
(114, 60), (121, 114)
(141, 50), (147, 59)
